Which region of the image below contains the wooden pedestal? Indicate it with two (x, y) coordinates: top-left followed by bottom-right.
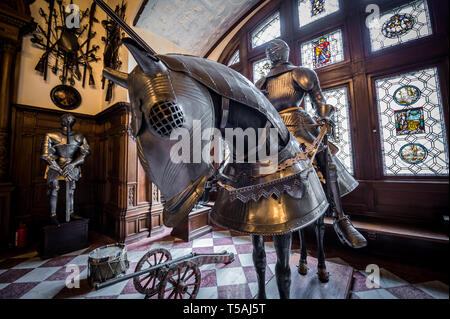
(171, 205), (212, 242)
(39, 218), (89, 259)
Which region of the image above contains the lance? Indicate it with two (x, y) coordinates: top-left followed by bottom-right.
(94, 0), (158, 59)
(43, 0), (56, 80)
(65, 119), (71, 222)
(82, 2), (97, 87)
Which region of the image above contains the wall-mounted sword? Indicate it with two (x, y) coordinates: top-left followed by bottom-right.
(94, 0), (158, 60)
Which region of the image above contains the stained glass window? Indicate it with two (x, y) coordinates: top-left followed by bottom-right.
(304, 87), (354, 174)
(375, 67), (448, 176)
(298, 0), (340, 28)
(252, 58), (271, 83)
(300, 29), (344, 69)
(368, 0), (432, 52)
(227, 50), (240, 66)
(251, 12), (281, 48)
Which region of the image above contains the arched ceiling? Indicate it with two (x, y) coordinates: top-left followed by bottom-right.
(135, 0), (261, 57)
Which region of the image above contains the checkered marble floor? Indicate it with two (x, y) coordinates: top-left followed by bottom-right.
(0, 226), (448, 299)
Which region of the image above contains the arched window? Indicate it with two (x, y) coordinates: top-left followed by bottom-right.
(227, 50), (240, 66)
(215, 0), (449, 224)
(251, 11), (281, 48)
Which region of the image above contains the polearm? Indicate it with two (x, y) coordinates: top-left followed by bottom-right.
(306, 123), (328, 167)
(65, 122), (71, 223)
(82, 2), (97, 87)
(43, 0), (56, 80)
(94, 0), (158, 59)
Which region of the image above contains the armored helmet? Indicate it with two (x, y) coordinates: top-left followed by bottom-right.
(265, 39), (290, 64)
(60, 113), (75, 128)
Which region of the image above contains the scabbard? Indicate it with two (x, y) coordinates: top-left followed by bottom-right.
(66, 180), (70, 222)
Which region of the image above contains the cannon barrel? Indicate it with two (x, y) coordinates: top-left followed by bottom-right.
(94, 251), (234, 290)
(95, 252), (196, 290)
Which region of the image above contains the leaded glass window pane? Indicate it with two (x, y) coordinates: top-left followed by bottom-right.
(227, 50), (240, 66)
(252, 58), (271, 83)
(298, 0), (340, 28)
(300, 29), (344, 69)
(368, 0), (432, 52)
(375, 67), (448, 176)
(251, 12), (281, 48)
(304, 87), (354, 174)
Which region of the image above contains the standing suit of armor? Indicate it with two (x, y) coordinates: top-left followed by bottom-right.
(41, 114), (90, 226)
(256, 40), (367, 265)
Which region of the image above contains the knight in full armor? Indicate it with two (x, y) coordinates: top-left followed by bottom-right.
(41, 114), (90, 226)
(256, 39), (367, 279)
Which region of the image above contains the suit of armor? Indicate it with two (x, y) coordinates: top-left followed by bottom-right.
(41, 114), (90, 226)
(256, 40), (367, 269)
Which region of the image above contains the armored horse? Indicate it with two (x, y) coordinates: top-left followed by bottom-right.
(95, 0), (329, 299)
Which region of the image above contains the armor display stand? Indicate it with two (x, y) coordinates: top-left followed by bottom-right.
(40, 114), (91, 257)
(264, 254), (354, 299)
(39, 218), (89, 259)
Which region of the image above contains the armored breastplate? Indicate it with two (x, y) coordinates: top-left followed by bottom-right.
(47, 132), (83, 162)
(54, 143), (80, 160)
(265, 72), (307, 112)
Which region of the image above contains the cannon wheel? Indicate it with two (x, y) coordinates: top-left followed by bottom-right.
(133, 248), (172, 296)
(158, 261), (201, 299)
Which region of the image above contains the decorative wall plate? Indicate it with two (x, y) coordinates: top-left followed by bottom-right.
(50, 85), (82, 110)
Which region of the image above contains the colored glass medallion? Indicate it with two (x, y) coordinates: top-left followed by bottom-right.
(394, 107), (425, 136)
(313, 36), (331, 68)
(301, 29), (343, 69)
(399, 143), (428, 164)
(393, 85), (421, 106)
(382, 13), (415, 39)
(311, 0), (325, 16)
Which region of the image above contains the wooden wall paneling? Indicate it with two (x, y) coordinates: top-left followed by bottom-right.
(0, 4), (34, 248)
(8, 103), (162, 246)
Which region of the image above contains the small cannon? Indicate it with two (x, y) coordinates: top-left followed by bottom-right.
(94, 248), (235, 299)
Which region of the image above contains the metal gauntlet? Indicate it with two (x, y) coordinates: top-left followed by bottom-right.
(317, 104), (335, 121)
